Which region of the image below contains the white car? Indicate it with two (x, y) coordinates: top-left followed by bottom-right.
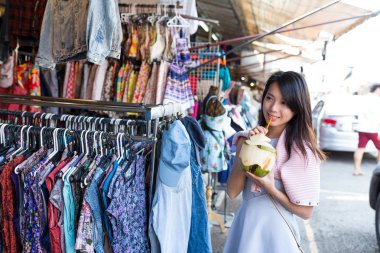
(312, 94), (377, 153)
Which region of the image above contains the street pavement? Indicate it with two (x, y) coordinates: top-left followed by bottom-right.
(211, 151), (379, 253)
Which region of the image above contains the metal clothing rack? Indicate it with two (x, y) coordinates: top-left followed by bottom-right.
(0, 93), (182, 210)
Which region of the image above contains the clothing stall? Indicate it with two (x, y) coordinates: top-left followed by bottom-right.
(0, 94), (212, 253)
(0, 0), (218, 252)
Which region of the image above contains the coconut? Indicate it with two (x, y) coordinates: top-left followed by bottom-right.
(239, 133), (276, 177)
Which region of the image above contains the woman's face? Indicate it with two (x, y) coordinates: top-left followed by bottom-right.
(262, 82), (295, 130)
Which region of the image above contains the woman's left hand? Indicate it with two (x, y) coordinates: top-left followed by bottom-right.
(244, 170), (276, 194)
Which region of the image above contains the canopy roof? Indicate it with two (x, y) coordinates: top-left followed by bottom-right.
(198, 0), (375, 42)
(197, 0), (379, 80)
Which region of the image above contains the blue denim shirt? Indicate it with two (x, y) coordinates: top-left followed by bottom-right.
(187, 143), (212, 253)
(36, 0), (121, 69)
(86, 0), (120, 64)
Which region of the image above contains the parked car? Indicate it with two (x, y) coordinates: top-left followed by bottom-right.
(369, 165), (380, 248)
(312, 94), (377, 153)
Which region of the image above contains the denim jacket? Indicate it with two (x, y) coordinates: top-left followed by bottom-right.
(36, 0), (121, 69)
(86, 0), (121, 64)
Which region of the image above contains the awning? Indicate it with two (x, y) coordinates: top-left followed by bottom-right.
(198, 0), (377, 44)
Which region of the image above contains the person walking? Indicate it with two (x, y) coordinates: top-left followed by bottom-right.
(223, 71), (326, 253)
(353, 84), (380, 176)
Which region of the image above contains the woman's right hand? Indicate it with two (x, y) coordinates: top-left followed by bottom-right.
(249, 126), (268, 136)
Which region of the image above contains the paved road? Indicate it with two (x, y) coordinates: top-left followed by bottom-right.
(211, 151), (379, 253)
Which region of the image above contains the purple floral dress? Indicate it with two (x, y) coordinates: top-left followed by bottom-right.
(106, 156), (149, 253)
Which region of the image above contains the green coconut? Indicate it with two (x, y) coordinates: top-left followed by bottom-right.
(239, 133), (277, 177)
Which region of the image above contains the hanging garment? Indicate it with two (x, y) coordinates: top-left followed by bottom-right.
(85, 168), (106, 253)
(101, 63), (115, 101)
(121, 65), (132, 103)
(80, 63), (91, 99)
(156, 60), (170, 105)
(219, 66), (231, 92)
(75, 61), (85, 98)
(116, 63), (126, 102)
(8, 0), (47, 49)
(107, 155), (149, 253)
(152, 120), (192, 253)
(172, 29), (191, 66)
(200, 111), (229, 172)
(0, 155), (25, 253)
(188, 75), (197, 97)
(91, 59), (109, 100)
(36, 0), (88, 69)
(46, 159), (70, 253)
(14, 62), (41, 112)
(132, 61), (151, 103)
(163, 64), (194, 111)
(127, 70), (138, 103)
(66, 62), (75, 99)
(86, 64), (98, 99)
(150, 24), (166, 62)
(143, 61), (158, 105)
(128, 27), (140, 58)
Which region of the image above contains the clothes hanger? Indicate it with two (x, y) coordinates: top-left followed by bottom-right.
(10, 125), (28, 159)
(166, 7), (190, 28)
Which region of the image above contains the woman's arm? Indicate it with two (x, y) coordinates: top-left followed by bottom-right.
(226, 137), (246, 199)
(270, 188), (314, 220)
(244, 171), (314, 220)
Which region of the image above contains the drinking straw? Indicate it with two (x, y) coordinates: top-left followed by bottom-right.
(265, 116), (273, 130)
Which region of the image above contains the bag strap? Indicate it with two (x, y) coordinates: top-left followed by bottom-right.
(268, 195), (304, 253)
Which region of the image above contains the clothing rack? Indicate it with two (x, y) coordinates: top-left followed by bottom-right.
(0, 94), (182, 120)
(0, 93), (182, 210)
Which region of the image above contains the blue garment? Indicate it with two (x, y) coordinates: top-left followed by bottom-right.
(187, 143), (212, 253)
(107, 156), (149, 253)
(219, 66), (231, 91)
(63, 173), (76, 253)
(85, 168), (106, 253)
(36, 0), (121, 69)
(101, 160), (119, 242)
(86, 0), (120, 64)
(200, 111), (229, 172)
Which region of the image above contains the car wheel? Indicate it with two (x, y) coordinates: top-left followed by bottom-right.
(376, 194), (380, 249)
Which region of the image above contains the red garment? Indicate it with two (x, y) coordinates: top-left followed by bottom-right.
(45, 159), (69, 253)
(65, 63), (75, 99)
(0, 62), (41, 112)
(358, 132), (380, 149)
(0, 155), (25, 253)
(189, 75), (198, 96)
(9, 0), (47, 49)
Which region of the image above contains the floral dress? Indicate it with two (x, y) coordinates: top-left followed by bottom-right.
(200, 111), (229, 172)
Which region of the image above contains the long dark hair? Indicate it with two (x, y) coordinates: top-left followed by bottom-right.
(259, 71), (326, 161)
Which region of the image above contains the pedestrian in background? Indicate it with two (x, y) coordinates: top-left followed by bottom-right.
(224, 71), (326, 253)
(353, 84), (380, 176)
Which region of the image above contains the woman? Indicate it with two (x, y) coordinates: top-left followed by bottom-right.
(223, 71), (326, 253)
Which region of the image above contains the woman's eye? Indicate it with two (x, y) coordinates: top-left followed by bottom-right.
(265, 96), (272, 100)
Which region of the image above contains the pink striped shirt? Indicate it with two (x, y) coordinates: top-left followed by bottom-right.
(233, 130), (320, 206)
